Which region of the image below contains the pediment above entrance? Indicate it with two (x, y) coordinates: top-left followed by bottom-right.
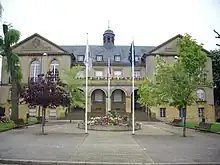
(12, 33), (68, 54)
(149, 34), (181, 55)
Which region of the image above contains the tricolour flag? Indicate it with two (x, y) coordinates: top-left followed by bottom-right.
(84, 34), (92, 71)
(128, 41), (136, 66)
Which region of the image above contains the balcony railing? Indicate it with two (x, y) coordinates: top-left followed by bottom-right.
(76, 77), (145, 86)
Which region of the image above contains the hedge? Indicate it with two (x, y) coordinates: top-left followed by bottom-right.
(0, 118), (39, 132)
(178, 122), (220, 133)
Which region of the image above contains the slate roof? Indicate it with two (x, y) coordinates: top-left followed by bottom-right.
(61, 45), (155, 65)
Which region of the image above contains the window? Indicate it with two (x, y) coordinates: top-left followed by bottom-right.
(196, 89), (205, 101)
(160, 108), (166, 117)
(30, 60), (40, 81)
(114, 55), (121, 62)
(198, 107), (204, 118)
(94, 90), (104, 102)
(107, 37), (110, 43)
(179, 108), (186, 118)
(114, 71), (122, 78)
(135, 56), (139, 62)
(113, 90), (123, 102)
(95, 71), (103, 77)
(50, 60), (59, 80)
(134, 71), (141, 78)
(77, 55), (84, 62)
(96, 55), (103, 62)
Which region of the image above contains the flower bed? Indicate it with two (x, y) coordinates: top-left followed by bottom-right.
(77, 111), (141, 131)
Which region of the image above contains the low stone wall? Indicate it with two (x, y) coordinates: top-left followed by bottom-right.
(78, 121), (141, 131)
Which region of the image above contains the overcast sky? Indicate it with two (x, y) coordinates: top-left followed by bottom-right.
(0, 0), (220, 80)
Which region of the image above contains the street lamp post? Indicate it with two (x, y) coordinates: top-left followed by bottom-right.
(40, 52), (47, 75)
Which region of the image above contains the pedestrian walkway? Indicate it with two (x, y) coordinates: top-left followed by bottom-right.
(0, 121), (220, 164)
(70, 131), (154, 163)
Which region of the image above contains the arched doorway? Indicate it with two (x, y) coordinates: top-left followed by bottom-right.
(131, 89), (148, 121)
(91, 89), (106, 117)
(111, 89), (126, 115)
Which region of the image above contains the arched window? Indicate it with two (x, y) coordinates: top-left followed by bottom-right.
(196, 89), (205, 101)
(92, 90), (104, 103)
(50, 59), (59, 80)
(113, 90), (123, 102)
(30, 60), (40, 81)
(107, 36), (110, 43)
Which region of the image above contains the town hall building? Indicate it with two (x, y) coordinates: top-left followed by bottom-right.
(0, 27), (216, 122)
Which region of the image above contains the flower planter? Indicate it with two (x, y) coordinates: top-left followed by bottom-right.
(78, 121), (141, 131)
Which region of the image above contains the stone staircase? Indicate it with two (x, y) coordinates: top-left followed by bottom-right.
(134, 111), (160, 121)
(134, 111), (149, 121)
(58, 111), (84, 120)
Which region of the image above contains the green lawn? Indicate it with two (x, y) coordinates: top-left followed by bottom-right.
(179, 122), (198, 129)
(0, 118), (39, 132)
(210, 123), (220, 133)
(24, 118), (38, 125)
(0, 122), (15, 132)
(178, 121), (220, 133)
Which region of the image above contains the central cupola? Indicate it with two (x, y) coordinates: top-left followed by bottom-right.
(103, 23), (115, 49)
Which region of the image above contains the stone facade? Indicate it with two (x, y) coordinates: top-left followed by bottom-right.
(0, 29), (215, 122)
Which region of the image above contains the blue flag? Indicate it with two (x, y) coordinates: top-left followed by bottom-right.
(128, 41), (135, 65)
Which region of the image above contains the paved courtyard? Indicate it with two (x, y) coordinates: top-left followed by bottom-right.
(0, 121), (220, 164)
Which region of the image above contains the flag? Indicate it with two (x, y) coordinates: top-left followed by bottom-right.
(84, 34), (92, 71)
(108, 57), (111, 78)
(128, 41), (135, 65)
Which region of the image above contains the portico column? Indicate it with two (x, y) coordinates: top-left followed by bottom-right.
(105, 96), (110, 114)
(88, 96), (91, 112)
(126, 96), (131, 113)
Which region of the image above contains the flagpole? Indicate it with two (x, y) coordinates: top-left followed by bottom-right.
(85, 33), (89, 134)
(131, 40), (135, 135)
(108, 57), (111, 112)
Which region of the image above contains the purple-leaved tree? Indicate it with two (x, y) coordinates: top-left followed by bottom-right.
(20, 71), (70, 134)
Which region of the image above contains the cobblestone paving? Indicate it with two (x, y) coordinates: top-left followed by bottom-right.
(0, 121), (220, 164)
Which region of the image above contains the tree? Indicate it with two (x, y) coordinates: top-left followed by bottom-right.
(156, 34), (211, 137)
(138, 78), (160, 120)
(138, 34), (211, 137)
(59, 66), (85, 108)
(21, 72), (70, 134)
(214, 29), (220, 47)
(0, 24), (22, 121)
(211, 50), (220, 112)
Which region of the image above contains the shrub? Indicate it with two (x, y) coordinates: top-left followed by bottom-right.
(211, 123), (220, 133)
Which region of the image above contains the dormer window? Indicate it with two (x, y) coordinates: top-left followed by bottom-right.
(77, 55), (84, 62)
(96, 55), (103, 62)
(114, 55), (121, 62)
